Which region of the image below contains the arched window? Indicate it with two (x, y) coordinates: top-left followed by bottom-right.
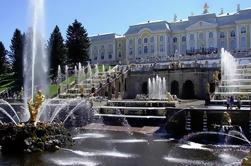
(209, 32), (213, 38)
(173, 37), (177, 43)
(160, 36), (164, 42)
(241, 37), (246, 48)
(101, 52), (105, 59)
(138, 47), (142, 55)
(220, 32), (225, 38)
(144, 38), (148, 43)
(138, 38), (142, 45)
(199, 33), (203, 40)
(190, 34), (194, 41)
(230, 40), (236, 49)
(129, 39), (133, 45)
(241, 27), (246, 34)
(182, 36), (186, 42)
(144, 46), (148, 53)
(150, 36), (154, 43)
(151, 45), (154, 53)
(230, 30), (236, 37)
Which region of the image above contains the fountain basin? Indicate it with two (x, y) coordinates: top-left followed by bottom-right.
(0, 123), (73, 154)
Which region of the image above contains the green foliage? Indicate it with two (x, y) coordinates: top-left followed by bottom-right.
(66, 19), (90, 66)
(10, 29), (24, 91)
(0, 41), (7, 74)
(48, 25), (66, 79)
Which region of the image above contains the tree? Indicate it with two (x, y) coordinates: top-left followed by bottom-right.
(48, 25), (66, 79)
(66, 19), (90, 66)
(0, 41), (7, 74)
(10, 29), (24, 91)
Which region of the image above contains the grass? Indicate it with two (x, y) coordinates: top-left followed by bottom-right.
(0, 73), (15, 93)
(0, 64), (115, 97)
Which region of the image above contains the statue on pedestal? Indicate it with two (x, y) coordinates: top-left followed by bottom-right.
(28, 90), (45, 125)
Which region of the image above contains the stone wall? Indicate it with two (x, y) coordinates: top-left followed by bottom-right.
(124, 67), (218, 99)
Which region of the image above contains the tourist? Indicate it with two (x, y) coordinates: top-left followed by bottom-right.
(226, 97), (230, 110)
(236, 98), (242, 110)
(91, 85), (96, 94)
(249, 96), (251, 110)
(230, 96), (234, 110)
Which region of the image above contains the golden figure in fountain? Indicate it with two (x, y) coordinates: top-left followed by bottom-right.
(28, 90), (45, 125)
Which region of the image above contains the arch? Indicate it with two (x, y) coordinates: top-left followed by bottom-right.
(142, 82), (148, 95)
(182, 80), (195, 99)
(171, 80), (179, 96)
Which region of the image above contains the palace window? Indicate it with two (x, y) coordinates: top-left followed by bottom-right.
(129, 39), (133, 45)
(94, 57), (97, 60)
(182, 36), (186, 42)
(101, 52), (104, 59)
(241, 37), (246, 48)
(144, 38), (148, 43)
(230, 30), (236, 37)
(160, 45), (164, 52)
(241, 27), (246, 34)
(150, 36), (154, 43)
(190, 34), (194, 41)
(138, 38), (142, 45)
(138, 47), (142, 55)
(118, 52), (122, 57)
(230, 39), (236, 49)
(209, 32), (213, 38)
(109, 54), (112, 59)
(144, 46), (148, 54)
(118, 43), (121, 47)
(220, 32), (225, 38)
(199, 33), (203, 40)
(129, 48), (133, 55)
(151, 45), (154, 53)
(160, 36), (164, 42)
(173, 37), (177, 43)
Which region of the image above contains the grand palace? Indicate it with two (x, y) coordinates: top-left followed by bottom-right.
(89, 4), (251, 64)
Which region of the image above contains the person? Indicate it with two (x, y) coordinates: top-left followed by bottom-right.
(91, 85), (96, 94)
(230, 96), (234, 110)
(236, 98), (242, 110)
(249, 96), (251, 110)
(226, 97), (230, 110)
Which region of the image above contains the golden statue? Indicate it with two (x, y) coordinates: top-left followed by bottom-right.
(222, 111), (231, 125)
(28, 90), (45, 125)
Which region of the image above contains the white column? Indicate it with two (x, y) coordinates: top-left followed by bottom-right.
(186, 33), (190, 50)
(205, 32), (209, 48)
(236, 25), (240, 49)
(135, 37), (138, 58)
(178, 35), (181, 54)
(154, 35), (158, 57)
(97, 45), (100, 61)
(113, 42), (116, 61)
(226, 31), (229, 50)
(125, 39), (129, 60)
(214, 31), (217, 48)
(250, 24), (251, 48)
(195, 32), (198, 49)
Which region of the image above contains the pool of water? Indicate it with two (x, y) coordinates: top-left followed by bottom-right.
(0, 130), (249, 166)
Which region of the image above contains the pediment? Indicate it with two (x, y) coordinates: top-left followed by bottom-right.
(186, 21), (217, 31)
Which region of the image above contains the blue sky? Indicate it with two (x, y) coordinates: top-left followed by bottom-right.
(0, 0), (251, 49)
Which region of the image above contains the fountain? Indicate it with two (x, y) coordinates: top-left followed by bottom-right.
(148, 75), (167, 100)
(213, 48), (251, 100)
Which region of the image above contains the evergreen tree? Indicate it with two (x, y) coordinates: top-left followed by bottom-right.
(10, 29), (24, 91)
(48, 25), (66, 79)
(0, 41), (7, 74)
(66, 19), (90, 66)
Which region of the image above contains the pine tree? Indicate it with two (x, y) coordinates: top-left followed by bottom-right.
(0, 41), (7, 74)
(66, 19), (90, 66)
(48, 25), (66, 79)
(10, 29), (24, 91)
